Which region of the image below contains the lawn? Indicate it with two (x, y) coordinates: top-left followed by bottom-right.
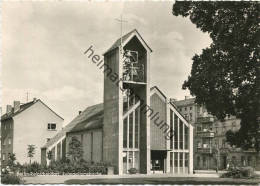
(65, 177), (260, 185)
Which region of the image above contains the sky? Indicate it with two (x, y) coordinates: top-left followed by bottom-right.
(1, 1), (212, 125)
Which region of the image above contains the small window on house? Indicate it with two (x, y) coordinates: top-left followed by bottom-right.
(48, 123), (56, 130)
(197, 126), (201, 132)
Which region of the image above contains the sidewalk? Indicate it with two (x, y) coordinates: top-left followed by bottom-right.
(24, 172), (220, 184)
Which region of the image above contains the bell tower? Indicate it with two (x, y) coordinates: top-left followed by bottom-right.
(103, 29), (152, 175)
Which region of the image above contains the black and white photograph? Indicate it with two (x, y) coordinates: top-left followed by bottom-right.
(0, 0), (260, 185)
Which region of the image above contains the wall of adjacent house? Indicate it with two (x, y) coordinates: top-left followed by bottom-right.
(13, 101), (63, 164)
(1, 119), (14, 166)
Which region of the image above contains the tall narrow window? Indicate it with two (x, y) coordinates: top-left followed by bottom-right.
(179, 120), (183, 149)
(185, 153), (189, 173)
(174, 114), (178, 149)
(185, 125), (189, 149)
(170, 110), (173, 149)
(170, 152), (173, 173)
(129, 113), (133, 148)
(135, 109), (139, 148)
(91, 132), (93, 161)
(123, 118), (128, 148)
(174, 152), (178, 173)
(180, 152), (183, 173)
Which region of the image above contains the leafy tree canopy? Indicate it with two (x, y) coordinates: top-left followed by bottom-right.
(67, 136), (83, 163)
(172, 1), (260, 151)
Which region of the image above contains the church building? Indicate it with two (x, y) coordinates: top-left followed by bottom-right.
(41, 29), (194, 175)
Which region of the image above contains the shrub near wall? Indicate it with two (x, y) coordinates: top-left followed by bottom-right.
(221, 166), (256, 179)
(21, 160), (110, 175)
(1, 173), (24, 184)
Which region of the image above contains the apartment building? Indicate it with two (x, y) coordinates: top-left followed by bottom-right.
(1, 99), (63, 165)
(172, 97), (260, 170)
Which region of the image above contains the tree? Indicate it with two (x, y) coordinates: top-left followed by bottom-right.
(27, 145), (36, 164)
(67, 136), (83, 163)
(7, 153), (16, 172)
(172, 2), (260, 152)
(47, 150), (52, 161)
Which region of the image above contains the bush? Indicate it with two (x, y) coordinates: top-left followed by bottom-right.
(1, 174), (24, 184)
(18, 159), (110, 175)
(128, 168), (138, 174)
(221, 166), (255, 178)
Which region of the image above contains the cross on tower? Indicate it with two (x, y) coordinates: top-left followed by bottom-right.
(115, 15), (128, 53)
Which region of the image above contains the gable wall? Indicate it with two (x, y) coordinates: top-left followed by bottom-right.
(13, 101), (63, 164)
(150, 93), (167, 150)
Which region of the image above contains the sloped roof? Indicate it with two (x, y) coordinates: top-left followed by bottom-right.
(43, 87), (193, 149)
(103, 29), (152, 55)
(1, 99), (63, 121)
(69, 110), (103, 133)
(173, 97), (196, 107)
(42, 103), (103, 149)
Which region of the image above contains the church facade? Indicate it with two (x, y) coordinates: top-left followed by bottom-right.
(41, 29), (194, 175)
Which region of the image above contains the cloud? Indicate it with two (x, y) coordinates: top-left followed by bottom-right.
(1, 1), (211, 121)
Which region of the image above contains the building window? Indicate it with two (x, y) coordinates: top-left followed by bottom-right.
(197, 156), (200, 167)
(241, 156), (246, 166)
(2, 153), (5, 161)
(174, 114), (178, 149)
(129, 113), (133, 148)
(48, 123), (56, 130)
(203, 156), (206, 167)
(170, 109), (173, 149)
(184, 125), (189, 149)
(189, 113), (192, 121)
(185, 107), (187, 111)
(174, 152), (178, 172)
(190, 107), (192, 110)
(180, 152), (183, 172)
(170, 152), (173, 173)
(179, 121), (183, 149)
(8, 138), (11, 145)
(222, 139), (226, 148)
(135, 109), (139, 148)
(123, 118), (128, 148)
(247, 156), (252, 166)
(185, 153), (189, 173)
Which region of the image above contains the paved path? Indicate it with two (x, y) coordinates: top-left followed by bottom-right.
(24, 173), (220, 184)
